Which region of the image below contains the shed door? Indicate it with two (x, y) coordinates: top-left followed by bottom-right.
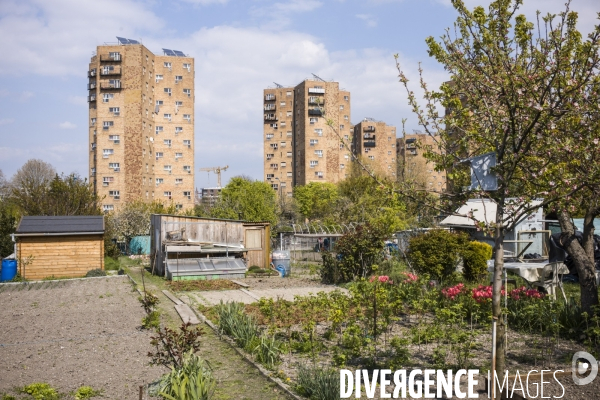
(245, 229), (262, 249)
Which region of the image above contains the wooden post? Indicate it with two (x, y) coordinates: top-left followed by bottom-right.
(139, 385), (143, 400)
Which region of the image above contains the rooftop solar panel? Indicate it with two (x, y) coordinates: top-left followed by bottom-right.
(116, 37), (129, 45)
(173, 50), (186, 57)
(162, 48), (176, 56)
(128, 39), (140, 44)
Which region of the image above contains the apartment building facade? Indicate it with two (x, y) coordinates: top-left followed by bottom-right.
(263, 79), (352, 195)
(352, 118), (397, 179)
(396, 133), (446, 192)
(88, 38), (194, 212)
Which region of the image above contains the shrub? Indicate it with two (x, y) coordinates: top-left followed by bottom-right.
(159, 352), (215, 400)
(149, 323), (204, 369)
(295, 363), (340, 400)
(462, 241), (492, 281)
(104, 257), (120, 271)
(85, 269), (106, 277)
(407, 230), (468, 281)
(320, 223), (388, 284)
(142, 310), (161, 330)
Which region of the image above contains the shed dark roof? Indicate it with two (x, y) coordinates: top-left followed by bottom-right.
(16, 216), (104, 235)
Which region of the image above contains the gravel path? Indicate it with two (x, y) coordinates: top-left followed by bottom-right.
(0, 276), (164, 399)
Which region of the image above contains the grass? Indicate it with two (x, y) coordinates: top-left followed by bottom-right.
(167, 279), (239, 291)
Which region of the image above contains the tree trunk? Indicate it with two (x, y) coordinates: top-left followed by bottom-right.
(492, 204), (506, 399)
(558, 210), (599, 315)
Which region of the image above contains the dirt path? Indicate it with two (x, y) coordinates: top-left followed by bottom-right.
(127, 266), (294, 400)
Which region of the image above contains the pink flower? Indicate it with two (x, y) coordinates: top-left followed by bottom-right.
(369, 275), (393, 284)
(401, 272), (418, 284)
(442, 283), (465, 300)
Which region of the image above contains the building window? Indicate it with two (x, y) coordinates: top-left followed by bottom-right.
(309, 117), (318, 124)
(286, 91), (292, 96)
(109, 52), (120, 60)
(344, 95), (349, 101)
(315, 150), (323, 157)
(156, 152), (164, 160)
(164, 88), (172, 96)
(287, 172), (292, 177)
(368, 155), (375, 160)
(281, 162), (287, 168)
(164, 113), (172, 121)
(310, 139), (318, 146)
(388, 151), (392, 155)
(109, 107), (120, 116)
(310, 160), (318, 168)
(108, 163), (120, 171)
(183, 165), (191, 173)
(280, 141), (286, 148)
(103, 205), (114, 212)
(287, 131), (292, 137)
(175, 101), (183, 107)
(183, 114), (191, 122)
(164, 191), (172, 198)
(340, 164), (345, 169)
(102, 93), (114, 103)
(183, 191), (191, 199)
(287, 152), (292, 157)
(266, 153), (274, 160)
(164, 165), (172, 173)
(183, 63), (191, 71)
(340, 124), (344, 130)
(183, 140), (191, 147)
(175, 127), (183, 134)
(156, 100), (164, 106)
(164, 62), (172, 69)
(156, 126), (163, 134)
(339, 144), (344, 149)
(108, 190), (120, 198)
(91, 118), (96, 126)
(155, 74), (163, 83)
(156, 178), (164, 184)
(314, 128), (323, 136)
(266, 134), (274, 140)
(175, 76), (182, 83)
(339, 105), (344, 110)
(102, 149), (114, 157)
(175, 152), (183, 159)
(164, 139), (172, 147)
(344, 115), (348, 120)
(315, 171), (324, 178)
(183, 89), (191, 97)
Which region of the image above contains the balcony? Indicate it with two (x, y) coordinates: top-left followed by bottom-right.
(363, 126), (376, 132)
(364, 141), (376, 148)
(101, 67), (121, 76)
(100, 54), (121, 62)
(88, 94), (96, 102)
(406, 143), (417, 149)
(265, 94), (276, 101)
(363, 134), (375, 140)
(308, 97), (323, 105)
(308, 109), (322, 116)
(308, 88), (325, 94)
(408, 149), (418, 155)
(88, 82), (97, 90)
(88, 70), (97, 78)
(264, 114), (277, 121)
(100, 81), (122, 90)
(264, 104), (276, 111)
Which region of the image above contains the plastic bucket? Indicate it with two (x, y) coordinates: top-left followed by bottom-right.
(1, 259), (17, 282)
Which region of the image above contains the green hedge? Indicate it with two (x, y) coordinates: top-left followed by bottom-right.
(462, 241), (493, 281)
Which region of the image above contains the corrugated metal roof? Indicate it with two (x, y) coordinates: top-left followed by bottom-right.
(16, 216), (104, 234)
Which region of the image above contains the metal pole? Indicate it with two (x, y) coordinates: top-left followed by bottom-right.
(280, 232), (283, 251)
(491, 317), (497, 400)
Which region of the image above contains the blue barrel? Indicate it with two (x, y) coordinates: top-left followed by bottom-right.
(1, 259), (17, 282)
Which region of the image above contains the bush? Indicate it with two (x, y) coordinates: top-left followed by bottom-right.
(407, 230), (468, 281)
(149, 323), (204, 369)
(85, 269), (107, 277)
(320, 223), (388, 284)
(142, 310), (161, 330)
(462, 241), (492, 281)
(295, 363), (340, 400)
(74, 386), (102, 399)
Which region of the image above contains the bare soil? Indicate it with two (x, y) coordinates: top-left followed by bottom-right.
(0, 276), (164, 399)
(242, 276), (329, 291)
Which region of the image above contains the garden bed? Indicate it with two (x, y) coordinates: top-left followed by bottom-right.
(0, 276), (164, 399)
(202, 273), (600, 399)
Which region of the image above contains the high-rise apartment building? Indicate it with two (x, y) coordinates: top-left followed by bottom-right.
(263, 79), (352, 195)
(352, 118), (397, 179)
(88, 37), (195, 212)
(396, 133), (446, 192)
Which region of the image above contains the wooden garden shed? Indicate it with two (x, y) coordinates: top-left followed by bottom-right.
(15, 216), (104, 280)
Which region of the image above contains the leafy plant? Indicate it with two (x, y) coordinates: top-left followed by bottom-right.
(139, 291), (160, 314)
(20, 383), (60, 400)
(159, 351), (215, 400)
(74, 386), (102, 400)
(462, 241), (492, 281)
(85, 269), (106, 277)
(295, 363), (340, 400)
(142, 310), (161, 330)
(149, 322), (204, 369)
(407, 230), (468, 281)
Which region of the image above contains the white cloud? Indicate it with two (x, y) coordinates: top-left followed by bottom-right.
(0, 118), (15, 126)
(356, 14), (378, 27)
(0, 0), (164, 76)
(250, 0), (323, 29)
(59, 121), (76, 129)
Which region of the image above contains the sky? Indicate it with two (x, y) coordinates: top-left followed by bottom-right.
(0, 0), (598, 189)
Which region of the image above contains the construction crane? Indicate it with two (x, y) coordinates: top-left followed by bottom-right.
(199, 165), (229, 188)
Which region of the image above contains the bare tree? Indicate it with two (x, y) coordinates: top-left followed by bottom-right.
(11, 159), (56, 215)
